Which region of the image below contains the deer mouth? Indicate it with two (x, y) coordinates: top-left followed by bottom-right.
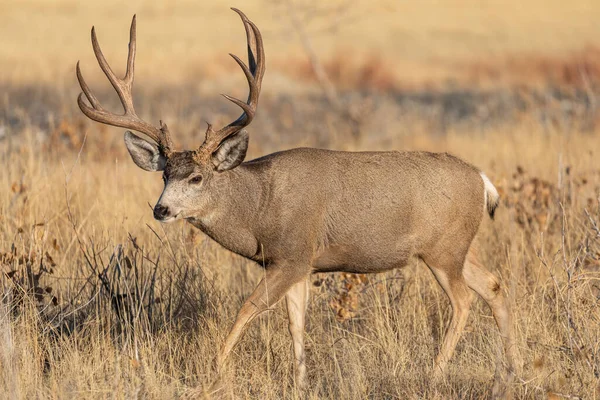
(157, 212), (181, 223)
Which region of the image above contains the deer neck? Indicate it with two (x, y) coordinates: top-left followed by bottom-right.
(186, 165), (265, 259)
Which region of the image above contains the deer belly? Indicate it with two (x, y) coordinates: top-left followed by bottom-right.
(313, 244), (412, 274)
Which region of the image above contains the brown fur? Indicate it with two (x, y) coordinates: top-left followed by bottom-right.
(152, 147), (517, 392)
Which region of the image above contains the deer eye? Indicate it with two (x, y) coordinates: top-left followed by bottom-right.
(189, 176), (203, 185)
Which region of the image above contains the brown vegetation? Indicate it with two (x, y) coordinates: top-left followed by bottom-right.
(1, 84), (599, 398)
(1, 1), (600, 398)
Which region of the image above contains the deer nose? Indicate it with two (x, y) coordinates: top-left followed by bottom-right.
(153, 204), (170, 220)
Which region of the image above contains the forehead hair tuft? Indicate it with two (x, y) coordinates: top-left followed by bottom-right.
(164, 151), (198, 180)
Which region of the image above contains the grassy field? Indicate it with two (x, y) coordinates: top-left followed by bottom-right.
(1, 1), (600, 399)
(1, 0), (600, 87)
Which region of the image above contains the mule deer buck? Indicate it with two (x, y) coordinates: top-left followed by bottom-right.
(77, 8), (518, 391)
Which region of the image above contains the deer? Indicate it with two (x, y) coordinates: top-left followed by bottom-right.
(76, 8), (518, 393)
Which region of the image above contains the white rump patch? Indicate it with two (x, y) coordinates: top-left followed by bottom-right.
(480, 172), (500, 218)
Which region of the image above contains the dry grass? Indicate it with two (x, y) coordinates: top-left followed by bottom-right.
(1, 1), (600, 399)
(1, 0), (600, 88)
(1, 85), (599, 398)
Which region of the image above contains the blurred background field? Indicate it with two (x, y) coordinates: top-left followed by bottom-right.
(0, 0), (599, 399)
(2, 0), (600, 88)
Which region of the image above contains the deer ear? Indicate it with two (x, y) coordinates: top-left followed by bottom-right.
(211, 130), (249, 172)
(124, 131), (167, 172)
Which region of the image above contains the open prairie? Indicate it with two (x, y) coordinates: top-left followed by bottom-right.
(0, 0), (599, 398)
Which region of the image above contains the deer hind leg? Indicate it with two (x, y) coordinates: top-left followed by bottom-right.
(286, 278), (310, 390)
(463, 249), (518, 376)
(426, 261), (474, 378)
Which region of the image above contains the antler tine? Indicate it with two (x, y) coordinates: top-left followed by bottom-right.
(124, 15), (136, 85)
(76, 15), (173, 153)
(197, 8), (265, 158)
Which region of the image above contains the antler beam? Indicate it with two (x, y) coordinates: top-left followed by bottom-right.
(76, 15), (173, 154)
(195, 8), (265, 159)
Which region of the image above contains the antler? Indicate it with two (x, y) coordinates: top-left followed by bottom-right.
(76, 15), (173, 155)
(195, 8), (265, 159)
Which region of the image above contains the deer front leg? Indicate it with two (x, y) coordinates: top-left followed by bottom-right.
(216, 264), (310, 374)
(286, 278), (310, 390)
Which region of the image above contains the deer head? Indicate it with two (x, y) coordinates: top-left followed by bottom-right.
(76, 8), (265, 222)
